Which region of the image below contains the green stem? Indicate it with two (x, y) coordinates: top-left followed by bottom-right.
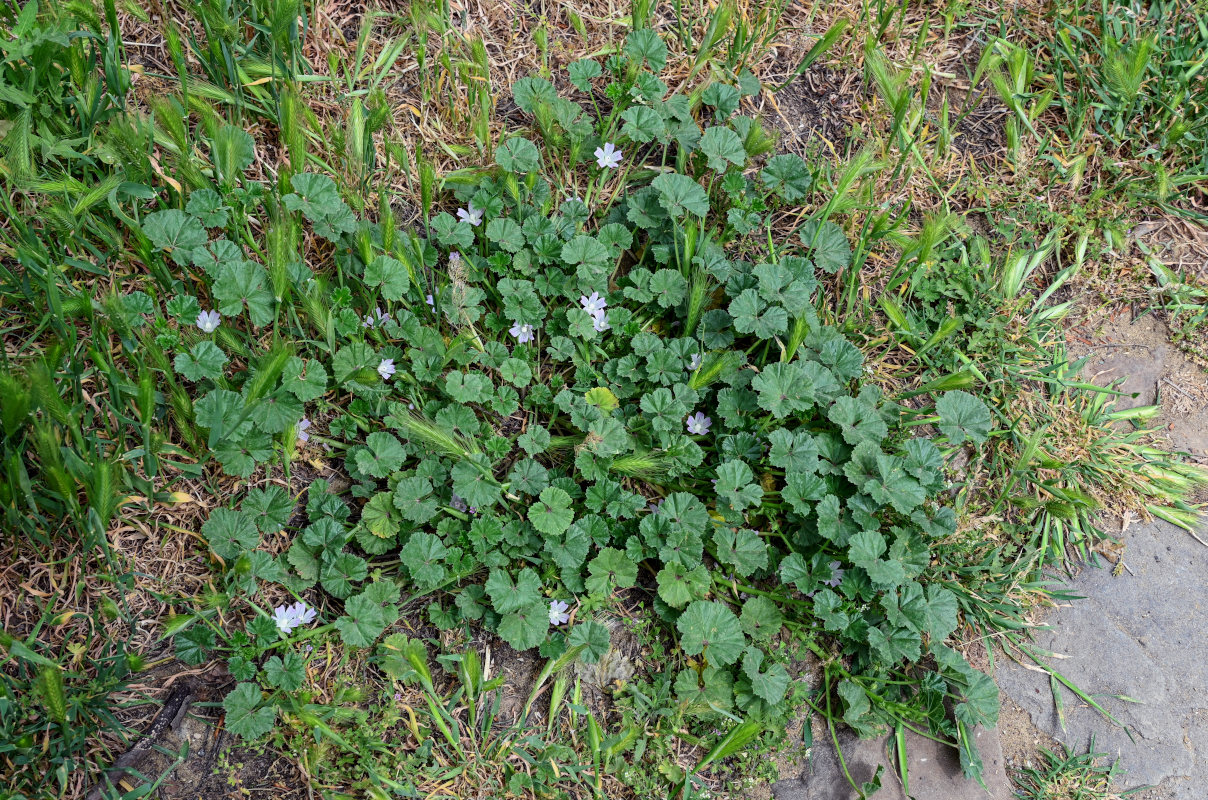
(262, 622), (337, 652)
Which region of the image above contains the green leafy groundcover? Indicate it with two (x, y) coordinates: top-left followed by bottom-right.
(160, 31), (997, 786)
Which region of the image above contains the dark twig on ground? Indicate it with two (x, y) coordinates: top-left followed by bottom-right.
(84, 682), (196, 800)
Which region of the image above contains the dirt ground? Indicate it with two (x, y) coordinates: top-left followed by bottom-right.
(997, 694), (1060, 773)
(1066, 312), (1208, 463)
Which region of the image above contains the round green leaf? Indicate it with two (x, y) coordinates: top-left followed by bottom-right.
(652, 173), (709, 217)
(497, 601), (549, 650)
(495, 137), (541, 173)
(222, 683), (275, 739)
(528, 487), (574, 535)
(677, 600), (745, 666)
(568, 620), (611, 664)
(142, 209), (207, 266)
(202, 508), (260, 561)
(742, 647), (789, 704)
(700, 126), (746, 172)
(761, 154), (813, 201)
(243, 486), (293, 533)
(740, 596), (784, 643)
(320, 552), (368, 599)
(935, 390), (992, 445)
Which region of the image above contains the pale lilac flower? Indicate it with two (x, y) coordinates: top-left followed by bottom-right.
(425, 294), (435, 308)
(688, 353), (701, 371)
(823, 561), (845, 588)
(549, 600), (571, 626)
(378, 358), (396, 380)
(510, 322), (535, 344)
(450, 493), (468, 512)
(297, 417), (311, 443)
(272, 601), (317, 635)
(580, 292), (607, 316)
(196, 309), (221, 333)
(363, 306), (391, 328)
(457, 203), (483, 227)
(594, 142), (622, 169)
(685, 412), (712, 435)
(592, 311), (611, 332)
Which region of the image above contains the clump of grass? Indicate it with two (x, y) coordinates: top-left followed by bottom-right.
(1013, 739), (1137, 800)
(1147, 258), (1208, 363)
(1009, 379), (1208, 555)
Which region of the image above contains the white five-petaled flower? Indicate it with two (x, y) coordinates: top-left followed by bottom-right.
(685, 411), (712, 436)
(363, 306), (391, 328)
(297, 417), (311, 443)
(549, 599), (571, 626)
(272, 601), (317, 635)
(378, 358), (396, 380)
(457, 203), (483, 227)
(592, 311), (611, 332)
(594, 142), (622, 169)
(510, 322), (535, 344)
(580, 292), (607, 316)
(196, 309), (221, 333)
(688, 353), (701, 371)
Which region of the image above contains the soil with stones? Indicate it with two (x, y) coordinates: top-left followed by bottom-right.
(90, 667), (305, 800)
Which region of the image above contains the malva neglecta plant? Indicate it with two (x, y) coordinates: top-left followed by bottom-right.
(8, 0), (1208, 796)
(132, 28), (996, 794)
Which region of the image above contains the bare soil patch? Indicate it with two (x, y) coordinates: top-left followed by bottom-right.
(763, 67), (859, 154)
(1066, 312), (1208, 463)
